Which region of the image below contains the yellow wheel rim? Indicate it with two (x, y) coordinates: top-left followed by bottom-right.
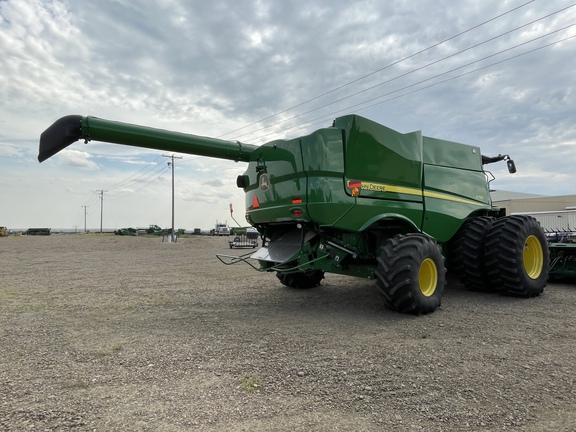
(419, 258), (438, 297)
(524, 235), (544, 279)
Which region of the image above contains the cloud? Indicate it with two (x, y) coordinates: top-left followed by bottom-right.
(1, 0), (576, 229)
(57, 149), (99, 170)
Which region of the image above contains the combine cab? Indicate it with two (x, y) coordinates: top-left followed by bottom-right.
(38, 114), (550, 314)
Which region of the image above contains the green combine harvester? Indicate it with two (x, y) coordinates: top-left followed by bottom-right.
(39, 114), (550, 314)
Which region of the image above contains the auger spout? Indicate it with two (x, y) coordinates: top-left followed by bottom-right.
(38, 115), (257, 163)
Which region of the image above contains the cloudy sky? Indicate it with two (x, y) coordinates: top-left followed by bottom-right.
(1, 0), (575, 231)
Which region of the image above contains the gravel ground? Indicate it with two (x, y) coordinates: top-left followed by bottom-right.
(1, 234), (575, 431)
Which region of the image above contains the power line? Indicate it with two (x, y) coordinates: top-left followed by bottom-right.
(233, 4), (576, 142)
(354, 33), (576, 115)
(218, 0), (537, 139)
(78, 155), (169, 215)
(250, 32), (576, 143)
(107, 163), (170, 200)
(82, 190), (100, 208)
(103, 154), (164, 191)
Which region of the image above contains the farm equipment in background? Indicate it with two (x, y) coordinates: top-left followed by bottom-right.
(547, 231), (576, 280)
(38, 114), (549, 315)
(140, 224), (163, 235)
(116, 225), (163, 236)
(226, 203), (258, 248)
(26, 228), (51, 236)
(229, 228), (259, 249)
(114, 227), (137, 236)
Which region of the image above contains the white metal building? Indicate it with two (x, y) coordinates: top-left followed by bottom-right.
(491, 192), (576, 232)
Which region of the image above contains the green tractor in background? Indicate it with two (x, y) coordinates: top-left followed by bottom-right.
(39, 114), (549, 314)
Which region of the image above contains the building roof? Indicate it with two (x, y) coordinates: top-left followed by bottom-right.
(490, 190), (545, 201)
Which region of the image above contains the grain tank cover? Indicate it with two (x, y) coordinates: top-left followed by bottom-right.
(335, 114), (424, 203)
(423, 136), (483, 171)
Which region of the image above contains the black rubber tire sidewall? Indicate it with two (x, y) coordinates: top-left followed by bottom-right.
(449, 216), (496, 292)
(375, 233), (446, 315)
(485, 215), (549, 297)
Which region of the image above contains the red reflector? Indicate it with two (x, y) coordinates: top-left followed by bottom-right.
(292, 197), (302, 204)
(348, 180), (361, 189)
(252, 195), (260, 209)
(292, 209), (303, 217)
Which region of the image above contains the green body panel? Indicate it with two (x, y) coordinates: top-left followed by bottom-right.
(421, 137), (491, 241)
(301, 128), (348, 226)
(244, 137), (307, 225)
(422, 166), (491, 242)
(422, 136), (483, 170)
(39, 113), (504, 280)
(338, 115), (424, 197)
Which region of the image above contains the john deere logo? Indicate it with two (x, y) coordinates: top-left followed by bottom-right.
(259, 174), (270, 191)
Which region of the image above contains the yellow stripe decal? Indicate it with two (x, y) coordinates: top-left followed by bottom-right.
(423, 190), (484, 207)
(353, 181), (422, 196)
(348, 180), (484, 207)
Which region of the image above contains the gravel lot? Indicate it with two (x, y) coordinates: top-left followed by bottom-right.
(1, 234), (575, 431)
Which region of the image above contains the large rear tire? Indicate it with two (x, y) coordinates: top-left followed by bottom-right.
(375, 233), (446, 315)
(485, 215), (549, 297)
(450, 216), (496, 292)
(276, 270), (325, 289)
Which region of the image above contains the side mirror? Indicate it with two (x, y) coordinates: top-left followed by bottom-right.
(507, 159), (517, 174)
(236, 174), (249, 189)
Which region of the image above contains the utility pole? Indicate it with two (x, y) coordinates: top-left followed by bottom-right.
(81, 205), (89, 233)
(96, 190), (107, 233)
(162, 154), (182, 242)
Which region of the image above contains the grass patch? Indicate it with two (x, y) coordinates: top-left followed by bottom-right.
(0, 287), (17, 302)
(239, 373), (263, 393)
(97, 343), (124, 356)
(0, 287), (64, 313)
